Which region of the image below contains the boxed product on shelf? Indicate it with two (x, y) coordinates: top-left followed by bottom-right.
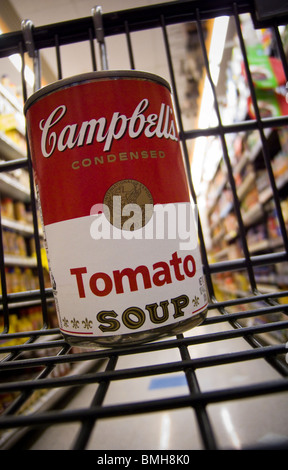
(245, 129), (260, 152)
(227, 239), (243, 260)
(5, 267), (26, 294)
(278, 127), (288, 154)
(245, 44), (286, 89)
(281, 199), (288, 229)
(0, 198), (14, 219)
(218, 188), (233, 218)
(233, 271), (251, 293)
(267, 206), (282, 239)
(254, 264), (277, 285)
(240, 185), (259, 213)
(223, 212), (238, 238)
(246, 223), (268, 249)
(211, 223), (223, 243)
(272, 151), (288, 181)
(209, 204), (220, 228)
(14, 201), (28, 223)
(2, 229), (27, 257)
(206, 168), (226, 211)
(242, 40), (288, 119)
(248, 89), (288, 119)
(256, 169), (269, 193)
(233, 133), (246, 162)
(0, 266), (44, 295)
(0, 306), (45, 343)
(21, 268), (40, 291)
(276, 261), (288, 289)
(239, 161), (255, 181)
(1, 198), (33, 224)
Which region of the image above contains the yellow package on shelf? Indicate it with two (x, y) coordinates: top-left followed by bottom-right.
(0, 113), (18, 132)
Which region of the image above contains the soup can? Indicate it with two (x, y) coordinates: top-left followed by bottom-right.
(24, 71), (208, 348)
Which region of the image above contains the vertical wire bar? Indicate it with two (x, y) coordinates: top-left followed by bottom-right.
(0, 208), (9, 333)
(72, 355), (118, 450)
(20, 43), (49, 328)
(125, 21), (135, 69)
(196, 9), (258, 293)
(177, 335), (218, 449)
(20, 42), (28, 103)
(160, 14), (215, 300)
(55, 34), (63, 80)
(89, 27), (97, 71)
(33, 49), (41, 91)
(233, 4), (288, 257)
(92, 6), (109, 71)
(21, 20), (41, 92)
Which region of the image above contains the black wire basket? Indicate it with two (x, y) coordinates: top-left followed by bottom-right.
(0, 0), (287, 450)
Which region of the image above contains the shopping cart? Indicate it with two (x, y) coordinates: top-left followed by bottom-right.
(0, 0), (287, 450)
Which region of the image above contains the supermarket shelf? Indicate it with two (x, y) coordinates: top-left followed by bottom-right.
(0, 131), (26, 161)
(0, 172), (30, 202)
(248, 237), (284, 253)
(0, 83), (23, 115)
(237, 172), (256, 201)
(4, 254), (37, 267)
(259, 170), (288, 204)
(2, 217), (35, 236)
(242, 202), (264, 226)
(208, 129), (277, 216)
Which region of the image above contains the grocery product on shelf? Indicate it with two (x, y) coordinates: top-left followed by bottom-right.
(0, 76), (26, 156)
(201, 18), (288, 346)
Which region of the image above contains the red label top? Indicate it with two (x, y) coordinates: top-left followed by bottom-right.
(26, 77), (190, 226)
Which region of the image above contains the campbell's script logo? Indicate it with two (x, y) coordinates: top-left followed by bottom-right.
(39, 98), (178, 157)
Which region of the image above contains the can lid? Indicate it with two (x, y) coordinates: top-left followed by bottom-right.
(24, 70), (171, 114)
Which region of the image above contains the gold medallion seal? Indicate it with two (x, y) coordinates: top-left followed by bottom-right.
(103, 179), (154, 230)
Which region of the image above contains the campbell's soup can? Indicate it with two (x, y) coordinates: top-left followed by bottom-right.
(24, 71), (208, 348)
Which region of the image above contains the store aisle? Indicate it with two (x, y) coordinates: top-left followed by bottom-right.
(19, 312), (288, 450)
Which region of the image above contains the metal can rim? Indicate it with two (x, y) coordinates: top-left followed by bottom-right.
(23, 70), (171, 114)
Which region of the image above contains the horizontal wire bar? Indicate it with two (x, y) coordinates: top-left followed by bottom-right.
(0, 338), (67, 355)
(206, 252), (288, 274)
(208, 291), (288, 309)
(182, 115), (288, 140)
(205, 304), (288, 325)
(0, 377), (287, 431)
(0, 328), (60, 340)
(0, 158), (28, 172)
(0, 0), (254, 58)
(0, 288), (53, 306)
(0, 343), (286, 394)
(1, 319), (288, 371)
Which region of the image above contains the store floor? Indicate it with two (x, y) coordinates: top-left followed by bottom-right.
(20, 311), (288, 450)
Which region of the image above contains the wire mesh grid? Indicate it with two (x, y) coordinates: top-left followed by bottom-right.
(0, 0), (287, 450)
